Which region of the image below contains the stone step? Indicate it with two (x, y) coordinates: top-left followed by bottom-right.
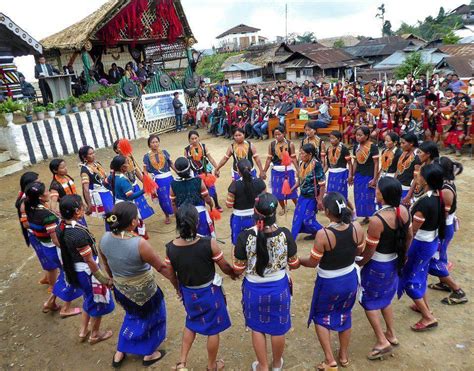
(0, 159), (23, 177)
(0, 151), (11, 163)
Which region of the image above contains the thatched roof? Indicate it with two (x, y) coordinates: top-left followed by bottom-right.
(41, 0), (194, 51)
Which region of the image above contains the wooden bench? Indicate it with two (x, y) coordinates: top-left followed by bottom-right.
(267, 117), (280, 138)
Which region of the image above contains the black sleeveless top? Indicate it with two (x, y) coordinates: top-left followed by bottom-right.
(319, 224), (357, 270)
(374, 212), (410, 254)
(166, 237), (215, 287)
(185, 143), (209, 174)
(270, 140), (291, 165)
(231, 141), (253, 171)
(443, 182), (456, 214)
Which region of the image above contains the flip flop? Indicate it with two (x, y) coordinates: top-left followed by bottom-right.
(142, 350), (167, 367)
(172, 362), (187, 370)
(207, 359), (225, 371)
(384, 333), (399, 346)
(367, 345), (393, 360)
(317, 361), (338, 370)
(272, 358), (283, 371)
(79, 330), (91, 343)
(428, 282), (451, 292)
(88, 329), (113, 345)
(42, 303), (61, 313)
(339, 358), (350, 368)
(411, 320), (438, 332)
(409, 303), (432, 314)
(60, 307), (82, 318)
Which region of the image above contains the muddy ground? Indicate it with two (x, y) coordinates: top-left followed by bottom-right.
(0, 129), (472, 370)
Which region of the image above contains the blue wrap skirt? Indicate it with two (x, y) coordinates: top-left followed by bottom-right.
(354, 172), (376, 217)
(291, 196), (322, 240)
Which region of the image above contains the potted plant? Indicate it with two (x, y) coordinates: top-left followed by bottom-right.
(107, 86), (117, 106)
(46, 102), (56, 118)
(79, 93), (93, 111)
(55, 100), (67, 115)
(33, 105), (46, 120)
(67, 96), (79, 113)
(0, 98), (23, 125)
(92, 93), (102, 110)
(97, 87), (108, 108)
(23, 100), (34, 122)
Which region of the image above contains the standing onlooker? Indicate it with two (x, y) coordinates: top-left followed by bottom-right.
(173, 91), (184, 132)
(34, 55), (59, 104)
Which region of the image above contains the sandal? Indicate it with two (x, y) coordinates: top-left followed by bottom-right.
(367, 345), (393, 360)
(317, 361), (338, 370)
(60, 307), (82, 318)
(410, 320), (438, 332)
(42, 302), (61, 313)
(339, 359), (350, 368)
(88, 329), (113, 344)
(142, 349), (166, 367)
(207, 359), (225, 371)
(441, 290), (468, 305)
(384, 333), (399, 346)
(409, 303), (433, 314)
(112, 352), (127, 369)
(272, 358), (283, 371)
(428, 282), (451, 292)
(172, 362), (187, 370)
(79, 330), (90, 343)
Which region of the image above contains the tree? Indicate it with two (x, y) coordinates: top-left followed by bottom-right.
(382, 20), (393, 36)
(376, 3), (386, 37)
(333, 39), (345, 48)
(196, 51), (241, 82)
(295, 32), (317, 44)
(394, 52), (432, 80)
(442, 30), (461, 45)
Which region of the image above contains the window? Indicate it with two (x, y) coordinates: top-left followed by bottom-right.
(296, 70), (301, 78)
(303, 68), (313, 76)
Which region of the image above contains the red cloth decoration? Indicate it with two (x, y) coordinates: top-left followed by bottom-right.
(143, 173), (158, 194)
(281, 150), (292, 167)
(387, 113), (393, 130)
(118, 139), (133, 157)
(377, 114), (382, 129)
(338, 106), (343, 127)
(354, 83), (358, 98)
(151, 0), (183, 42)
(199, 173), (216, 188)
(282, 179), (292, 196)
(209, 208), (221, 221)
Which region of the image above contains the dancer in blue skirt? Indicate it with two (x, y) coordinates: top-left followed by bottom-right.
(299, 192), (365, 370)
(227, 159), (266, 245)
(170, 157), (216, 238)
(233, 192), (299, 371)
(428, 157), (468, 305)
(143, 134), (175, 224)
(358, 177), (412, 361)
(377, 132), (402, 179)
(56, 195), (115, 344)
(100, 202), (178, 368)
(263, 126), (298, 214)
(326, 130), (352, 200)
(166, 204), (236, 371)
(185, 130), (223, 211)
(395, 133), (420, 205)
(349, 126), (379, 225)
(24, 182), (82, 317)
(398, 164), (444, 332)
(290, 143), (326, 240)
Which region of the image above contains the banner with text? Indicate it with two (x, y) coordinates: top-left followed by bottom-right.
(141, 89), (188, 122)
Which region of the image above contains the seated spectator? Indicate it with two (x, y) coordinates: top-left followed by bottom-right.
(184, 106), (197, 128)
(278, 96), (295, 126)
(196, 96), (210, 128)
(108, 63), (124, 84)
(308, 98), (331, 129)
(19, 74), (36, 99)
(209, 102), (227, 136)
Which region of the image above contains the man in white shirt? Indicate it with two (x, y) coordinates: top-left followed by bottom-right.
(196, 96), (210, 127)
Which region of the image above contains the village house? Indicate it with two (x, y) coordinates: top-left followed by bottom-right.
(215, 24), (266, 52)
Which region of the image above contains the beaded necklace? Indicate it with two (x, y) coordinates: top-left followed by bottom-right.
(328, 143), (342, 166)
(355, 142), (371, 164)
(148, 150), (166, 171)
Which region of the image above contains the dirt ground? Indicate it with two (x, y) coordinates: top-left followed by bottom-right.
(0, 129), (473, 371)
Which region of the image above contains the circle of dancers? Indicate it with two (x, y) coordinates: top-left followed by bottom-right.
(15, 126), (468, 371)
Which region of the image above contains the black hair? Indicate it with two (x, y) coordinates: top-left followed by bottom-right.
(147, 134), (160, 147)
(113, 139), (120, 153)
(253, 192), (278, 277)
(16, 172), (40, 245)
(59, 194), (83, 220)
(24, 181), (46, 215)
(304, 121), (315, 129)
(385, 132), (399, 145)
(237, 159), (257, 204)
(110, 155), (127, 172)
(420, 164), (446, 239)
(418, 141), (439, 161)
(105, 201), (138, 234)
(401, 133), (418, 148)
(79, 146), (93, 163)
(301, 143), (317, 157)
(175, 156), (192, 179)
(438, 156), (463, 181)
(377, 177), (407, 274)
(330, 130), (342, 141)
(49, 158), (65, 175)
(19, 171), (39, 193)
(323, 192), (352, 224)
(175, 203), (198, 240)
(234, 127), (245, 136)
(188, 130), (199, 139)
(359, 106), (367, 112)
(173, 91), (179, 96)
(273, 126), (285, 135)
(356, 126), (370, 139)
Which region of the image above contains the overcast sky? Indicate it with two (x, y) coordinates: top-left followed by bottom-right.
(5, 0), (456, 81)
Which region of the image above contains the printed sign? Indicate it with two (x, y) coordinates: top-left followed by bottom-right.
(141, 89), (187, 122)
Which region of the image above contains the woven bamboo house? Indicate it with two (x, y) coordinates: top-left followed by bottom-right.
(40, 0), (197, 134)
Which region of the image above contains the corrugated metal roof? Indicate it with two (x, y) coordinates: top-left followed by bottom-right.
(216, 24), (260, 39)
(318, 35), (360, 47)
(442, 56), (474, 77)
(345, 36), (414, 58)
(374, 49), (448, 69)
(304, 48), (368, 68)
(222, 62), (261, 72)
(438, 43), (474, 57)
(288, 42), (326, 54)
(283, 58), (317, 68)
